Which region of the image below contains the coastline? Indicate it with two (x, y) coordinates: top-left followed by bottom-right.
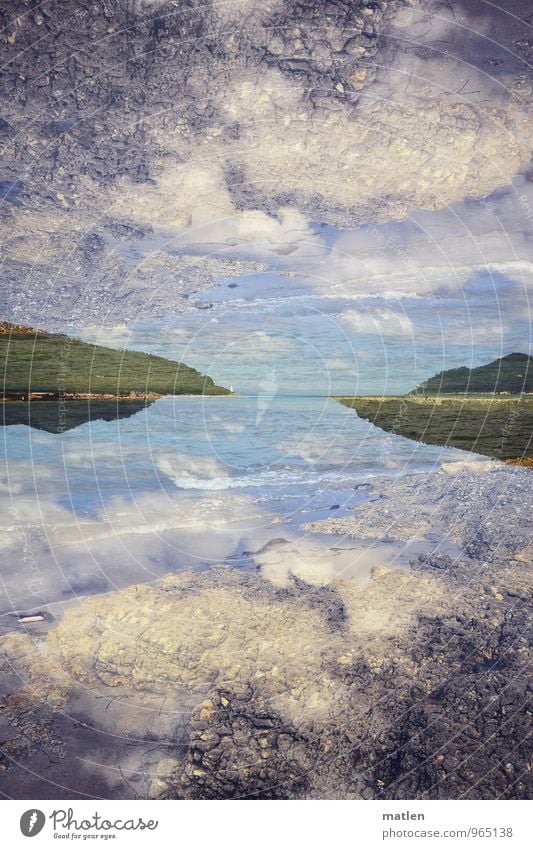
(1, 391), (237, 402)
(1, 392), (238, 432)
(333, 394), (533, 462)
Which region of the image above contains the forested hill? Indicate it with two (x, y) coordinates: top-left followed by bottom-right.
(0, 323), (229, 396)
(413, 353), (533, 395)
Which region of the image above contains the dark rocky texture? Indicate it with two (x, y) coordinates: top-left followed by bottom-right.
(1, 1), (533, 326)
(308, 461), (533, 559)
(1, 463), (531, 799)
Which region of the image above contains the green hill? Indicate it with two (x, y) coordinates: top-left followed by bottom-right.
(0, 324), (230, 397)
(413, 353), (533, 396)
(336, 394), (533, 461)
(335, 352), (533, 461)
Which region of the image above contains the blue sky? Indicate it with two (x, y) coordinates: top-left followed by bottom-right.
(77, 176), (533, 396)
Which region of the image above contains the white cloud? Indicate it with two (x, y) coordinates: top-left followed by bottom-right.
(311, 178), (533, 300)
(257, 540), (397, 587)
(175, 207), (326, 266)
(77, 324), (133, 349)
(278, 433), (354, 465)
(325, 357), (355, 372)
(342, 308), (414, 338)
(409, 316), (530, 352)
(156, 453), (229, 489)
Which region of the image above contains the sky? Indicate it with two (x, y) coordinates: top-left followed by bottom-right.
(77, 170), (533, 396)
(2, 0), (533, 613)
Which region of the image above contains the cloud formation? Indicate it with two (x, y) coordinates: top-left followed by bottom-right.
(343, 307), (414, 338)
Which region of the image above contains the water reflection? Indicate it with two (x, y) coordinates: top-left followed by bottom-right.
(1, 399), (155, 433)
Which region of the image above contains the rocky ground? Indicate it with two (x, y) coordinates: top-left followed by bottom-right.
(0, 460), (530, 799)
(2, 1), (533, 327)
(1, 2), (532, 798)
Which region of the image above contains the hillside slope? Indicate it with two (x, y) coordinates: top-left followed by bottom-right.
(336, 353), (533, 461)
(413, 353), (533, 395)
(0, 324), (229, 396)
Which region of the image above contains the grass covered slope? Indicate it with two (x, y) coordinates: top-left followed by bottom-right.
(336, 352), (533, 461)
(413, 352), (533, 395)
(1, 324), (230, 397)
(337, 395), (533, 461)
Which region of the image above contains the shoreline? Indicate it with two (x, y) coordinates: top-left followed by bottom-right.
(334, 394), (533, 462)
(332, 393), (533, 403)
(1, 391), (237, 402)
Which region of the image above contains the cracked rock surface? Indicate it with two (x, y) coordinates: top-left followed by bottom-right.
(1, 463), (531, 799)
(1, 1), (533, 325)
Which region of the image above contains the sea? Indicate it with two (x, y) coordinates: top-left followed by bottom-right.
(0, 270), (472, 617)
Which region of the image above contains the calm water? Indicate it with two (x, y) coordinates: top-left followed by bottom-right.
(3, 394), (466, 510)
(0, 393), (469, 617)
(0, 272), (474, 615)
